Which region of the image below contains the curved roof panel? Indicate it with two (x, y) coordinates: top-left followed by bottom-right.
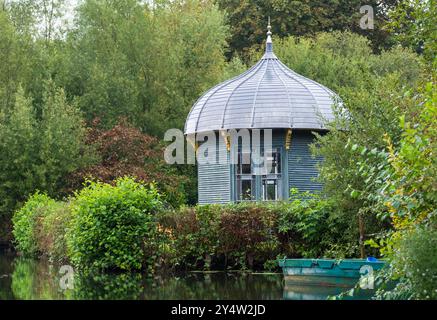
(185, 24), (338, 134)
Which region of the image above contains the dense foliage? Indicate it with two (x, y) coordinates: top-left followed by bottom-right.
(13, 183), (358, 271)
(328, 77), (436, 300)
(0, 85), (92, 217)
(67, 178), (163, 271)
(385, 0), (436, 62)
(1, 0), (220, 243)
(376, 82), (436, 299)
(274, 31), (422, 93)
(66, 119), (195, 207)
(217, 0), (401, 60)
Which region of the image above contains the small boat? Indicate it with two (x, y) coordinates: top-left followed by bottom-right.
(278, 258), (386, 288)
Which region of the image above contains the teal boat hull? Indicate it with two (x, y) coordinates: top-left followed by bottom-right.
(278, 259), (385, 288)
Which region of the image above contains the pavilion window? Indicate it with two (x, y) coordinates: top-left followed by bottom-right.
(236, 150), (254, 201)
(262, 179), (278, 201)
(261, 148), (282, 201)
(238, 151), (252, 175)
(236, 147), (282, 201)
(264, 149), (281, 175)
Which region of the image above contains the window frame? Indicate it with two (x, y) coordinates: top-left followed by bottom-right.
(235, 147), (283, 202)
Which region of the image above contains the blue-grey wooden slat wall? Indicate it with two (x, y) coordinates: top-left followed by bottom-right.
(288, 131), (323, 193)
(198, 133), (231, 204)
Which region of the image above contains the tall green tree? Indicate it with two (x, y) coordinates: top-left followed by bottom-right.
(54, 0), (228, 136)
(216, 0), (400, 60)
(0, 2), (59, 114)
(149, 0), (228, 134)
(266, 32), (423, 254)
(385, 0), (436, 63)
(274, 31), (422, 94)
(0, 9), (33, 111)
(38, 83), (94, 195)
(0, 87), (38, 216)
(0, 85), (93, 218)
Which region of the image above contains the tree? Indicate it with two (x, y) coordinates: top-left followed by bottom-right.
(148, 0), (228, 135)
(350, 80), (437, 299)
(54, 0), (228, 136)
(385, 0), (437, 63)
(0, 87), (38, 216)
(0, 3), (57, 115)
(0, 9), (33, 111)
(38, 0), (67, 43)
(65, 119), (194, 207)
(0, 85), (93, 218)
(38, 83), (94, 195)
(216, 0), (400, 60)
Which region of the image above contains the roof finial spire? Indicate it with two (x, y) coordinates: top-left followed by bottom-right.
(267, 16), (272, 36)
(266, 16), (273, 53)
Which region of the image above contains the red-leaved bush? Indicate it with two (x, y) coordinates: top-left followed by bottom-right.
(65, 118), (192, 207)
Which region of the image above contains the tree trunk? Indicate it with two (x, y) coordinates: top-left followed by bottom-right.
(358, 213), (366, 259)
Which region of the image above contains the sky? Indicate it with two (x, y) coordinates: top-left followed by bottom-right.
(63, 0), (80, 26)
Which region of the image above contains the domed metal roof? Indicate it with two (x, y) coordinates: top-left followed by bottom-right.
(185, 22), (338, 135)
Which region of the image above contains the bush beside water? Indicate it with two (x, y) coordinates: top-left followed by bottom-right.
(12, 177), (351, 271)
(67, 178), (163, 271)
(12, 193), (57, 257)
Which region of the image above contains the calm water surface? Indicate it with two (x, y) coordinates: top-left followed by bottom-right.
(0, 251), (351, 300)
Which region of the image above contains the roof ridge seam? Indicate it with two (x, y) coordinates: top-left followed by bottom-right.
(250, 59), (271, 127)
(278, 60), (336, 97)
(220, 59), (267, 129)
(276, 62), (323, 128)
(271, 60), (295, 128)
(192, 63), (260, 133)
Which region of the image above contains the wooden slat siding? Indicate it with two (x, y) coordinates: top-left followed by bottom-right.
(198, 133), (231, 204)
(288, 131), (323, 193)
(272, 129), (285, 147)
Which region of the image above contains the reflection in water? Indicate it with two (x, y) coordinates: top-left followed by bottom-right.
(0, 253), (363, 300)
(283, 285), (349, 300)
(11, 257), (66, 300)
(2, 254), (284, 300)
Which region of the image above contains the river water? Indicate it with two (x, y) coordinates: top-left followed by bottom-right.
(0, 251), (353, 300)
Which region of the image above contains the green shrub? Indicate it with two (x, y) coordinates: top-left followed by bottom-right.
(13, 183), (354, 272)
(275, 192), (346, 258)
(379, 227), (437, 300)
(35, 201), (73, 263)
(217, 203), (279, 269)
(67, 177), (163, 271)
(158, 204), (280, 270)
(158, 205), (221, 269)
(157, 196), (349, 271)
(12, 192), (56, 256)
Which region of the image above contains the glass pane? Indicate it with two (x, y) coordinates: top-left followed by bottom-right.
(263, 180), (277, 200)
(276, 152), (281, 173)
(241, 152), (251, 174)
(241, 179), (252, 200)
(265, 150), (281, 174)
